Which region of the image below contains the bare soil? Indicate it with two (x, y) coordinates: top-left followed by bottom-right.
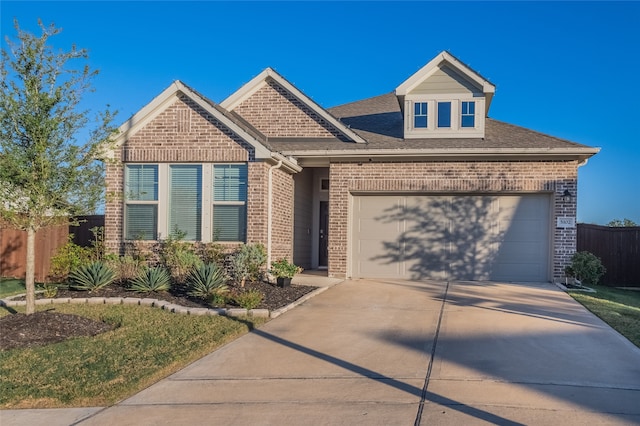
(0, 281), (315, 351)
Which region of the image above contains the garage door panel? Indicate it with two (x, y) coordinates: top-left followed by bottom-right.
(352, 194), (550, 282)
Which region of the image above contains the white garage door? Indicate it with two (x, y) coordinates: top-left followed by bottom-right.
(351, 194), (550, 282)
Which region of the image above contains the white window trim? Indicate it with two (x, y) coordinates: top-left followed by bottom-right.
(124, 162), (247, 243)
(404, 95), (485, 139)
(124, 164), (160, 241)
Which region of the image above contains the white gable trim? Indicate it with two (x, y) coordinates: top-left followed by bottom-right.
(396, 51), (495, 96)
(107, 81), (273, 160)
(221, 68), (367, 144)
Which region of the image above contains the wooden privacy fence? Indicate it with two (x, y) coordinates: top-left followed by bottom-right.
(0, 216), (105, 283)
(70, 215), (105, 247)
(577, 223), (640, 287)
(0, 224), (69, 283)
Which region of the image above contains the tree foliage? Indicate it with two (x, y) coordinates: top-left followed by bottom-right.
(0, 19), (117, 314)
(606, 218), (638, 227)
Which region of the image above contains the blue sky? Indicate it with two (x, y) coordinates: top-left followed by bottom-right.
(2, 1), (639, 225)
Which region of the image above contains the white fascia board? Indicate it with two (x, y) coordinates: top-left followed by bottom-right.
(221, 68), (366, 144)
(270, 152), (303, 174)
(283, 147), (601, 163)
(106, 81), (272, 161)
(395, 51), (496, 96)
(106, 81), (184, 159)
(220, 69), (271, 110)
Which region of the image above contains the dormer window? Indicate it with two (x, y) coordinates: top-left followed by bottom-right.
(395, 51), (495, 139)
(437, 102), (451, 128)
(414, 102), (428, 128)
(461, 101), (475, 127)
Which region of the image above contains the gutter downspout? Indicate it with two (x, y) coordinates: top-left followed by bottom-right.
(267, 160), (283, 281)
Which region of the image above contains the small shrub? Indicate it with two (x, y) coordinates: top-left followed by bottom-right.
(269, 258), (302, 279)
(200, 242), (227, 268)
(49, 237), (92, 282)
(42, 284), (58, 298)
(232, 289), (264, 310)
(231, 243), (267, 287)
(160, 228), (203, 285)
(187, 263), (229, 301)
(210, 293), (229, 306)
(69, 261), (115, 292)
(569, 251), (606, 285)
(108, 255), (146, 283)
(129, 267), (171, 293)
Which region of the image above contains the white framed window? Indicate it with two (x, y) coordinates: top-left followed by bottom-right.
(461, 101), (475, 128)
(437, 101), (452, 128)
(414, 102), (428, 128)
(213, 164), (248, 242)
(405, 97), (484, 139)
(123, 163), (248, 243)
(170, 165), (202, 241)
(124, 164), (158, 240)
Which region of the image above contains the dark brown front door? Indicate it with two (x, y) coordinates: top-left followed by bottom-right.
(319, 201), (328, 267)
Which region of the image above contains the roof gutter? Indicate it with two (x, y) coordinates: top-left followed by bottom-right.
(281, 147), (601, 164)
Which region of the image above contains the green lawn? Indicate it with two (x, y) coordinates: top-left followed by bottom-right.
(0, 304), (266, 408)
(0, 278), (26, 298)
(569, 285), (640, 348)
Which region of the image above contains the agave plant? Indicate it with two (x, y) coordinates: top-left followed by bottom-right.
(129, 267), (171, 293)
(69, 261), (115, 292)
(187, 263), (229, 300)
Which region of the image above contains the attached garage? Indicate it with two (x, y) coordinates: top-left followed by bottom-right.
(351, 194), (551, 282)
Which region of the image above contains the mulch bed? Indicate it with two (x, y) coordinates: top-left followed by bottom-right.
(0, 281), (316, 351)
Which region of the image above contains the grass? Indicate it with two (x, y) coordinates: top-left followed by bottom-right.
(0, 278), (27, 298)
(569, 284), (640, 348)
(0, 304), (266, 408)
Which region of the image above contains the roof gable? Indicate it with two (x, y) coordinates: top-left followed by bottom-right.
(109, 81), (273, 160)
(395, 51), (496, 112)
(220, 68), (366, 143)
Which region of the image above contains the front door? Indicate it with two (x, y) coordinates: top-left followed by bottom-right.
(319, 201), (329, 268)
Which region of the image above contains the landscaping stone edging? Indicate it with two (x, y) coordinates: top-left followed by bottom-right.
(0, 286), (330, 319)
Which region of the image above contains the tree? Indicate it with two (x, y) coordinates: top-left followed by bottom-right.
(0, 20), (116, 314)
(607, 218), (638, 227)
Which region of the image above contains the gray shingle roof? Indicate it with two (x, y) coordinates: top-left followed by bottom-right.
(267, 92), (595, 153)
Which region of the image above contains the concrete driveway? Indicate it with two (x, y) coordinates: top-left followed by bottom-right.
(5, 279), (640, 425)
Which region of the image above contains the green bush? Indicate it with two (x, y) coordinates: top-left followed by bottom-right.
(159, 229), (203, 285)
(269, 258), (302, 279)
(569, 251), (606, 285)
(200, 242), (227, 268)
(231, 243), (266, 287)
(49, 238), (92, 282)
(129, 267), (171, 293)
(186, 263), (229, 302)
(69, 261), (115, 292)
(232, 289), (264, 310)
(108, 255), (146, 283)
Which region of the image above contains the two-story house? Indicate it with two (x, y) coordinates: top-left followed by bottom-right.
(104, 51), (598, 283)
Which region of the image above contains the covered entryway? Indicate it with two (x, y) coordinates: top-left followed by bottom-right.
(351, 194), (551, 281)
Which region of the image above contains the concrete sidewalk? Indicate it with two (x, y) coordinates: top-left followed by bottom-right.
(3, 279), (640, 425)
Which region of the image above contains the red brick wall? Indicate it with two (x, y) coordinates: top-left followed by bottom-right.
(104, 95), (295, 255)
(329, 160), (579, 280)
(233, 80), (343, 139)
(270, 166), (295, 262)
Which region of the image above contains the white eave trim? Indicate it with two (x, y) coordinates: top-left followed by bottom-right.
(220, 68), (367, 144)
(282, 147), (601, 163)
(395, 51), (496, 96)
(106, 81), (272, 160)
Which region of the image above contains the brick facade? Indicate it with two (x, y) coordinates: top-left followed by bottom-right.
(104, 95), (295, 259)
(328, 160), (578, 280)
(234, 80), (344, 139)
